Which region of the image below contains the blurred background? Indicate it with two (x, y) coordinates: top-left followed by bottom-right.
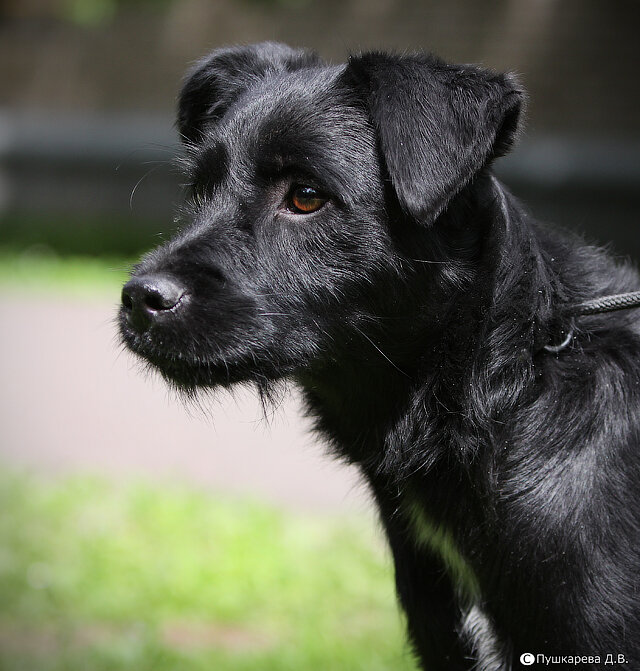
(0, 1), (639, 669)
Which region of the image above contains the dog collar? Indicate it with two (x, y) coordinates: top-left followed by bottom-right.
(544, 290), (640, 353)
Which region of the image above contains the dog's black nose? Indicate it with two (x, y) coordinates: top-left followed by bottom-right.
(121, 274), (186, 333)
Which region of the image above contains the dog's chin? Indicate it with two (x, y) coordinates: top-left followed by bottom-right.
(151, 355), (235, 390)
(131, 340), (266, 390)
(120, 331), (278, 395)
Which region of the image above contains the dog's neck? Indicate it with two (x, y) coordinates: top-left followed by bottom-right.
(299, 168), (640, 485)
(296, 174), (541, 472)
(299, 169), (639, 484)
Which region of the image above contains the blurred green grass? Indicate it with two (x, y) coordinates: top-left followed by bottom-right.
(0, 245), (417, 669)
(0, 248), (132, 298)
(0, 470), (417, 670)
(0, 212), (160, 297)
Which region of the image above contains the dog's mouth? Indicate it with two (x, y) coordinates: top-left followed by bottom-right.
(119, 317), (248, 389)
(118, 298), (288, 390)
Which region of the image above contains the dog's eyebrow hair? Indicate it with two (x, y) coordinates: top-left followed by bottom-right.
(254, 149), (319, 178)
(254, 149), (349, 198)
(253, 126), (366, 203)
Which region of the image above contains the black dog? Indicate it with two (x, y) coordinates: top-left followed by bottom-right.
(120, 42), (640, 669)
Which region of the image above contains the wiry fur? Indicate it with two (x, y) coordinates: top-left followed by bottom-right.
(120, 43), (640, 669)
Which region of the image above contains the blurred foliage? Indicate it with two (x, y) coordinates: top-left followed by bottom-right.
(242, 0), (313, 8)
(62, 0), (176, 25)
(0, 247), (131, 298)
(60, 0), (310, 25)
(0, 469), (417, 670)
(0, 214), (167, 258)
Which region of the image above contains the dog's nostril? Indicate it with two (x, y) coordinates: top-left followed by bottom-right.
(121, 274), (186, 333)
(144, 283), (184, 311)
(144, 291), (166, 311)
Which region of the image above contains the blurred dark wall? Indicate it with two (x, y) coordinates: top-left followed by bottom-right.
(3, 0), (639, 134)
(0, 0), (639, 258)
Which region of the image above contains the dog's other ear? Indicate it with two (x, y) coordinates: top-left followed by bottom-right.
(343, 52), (524, 224)
(178, 42), (321, 143)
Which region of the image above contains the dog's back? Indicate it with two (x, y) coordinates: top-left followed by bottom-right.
(120, 43), (640, 670)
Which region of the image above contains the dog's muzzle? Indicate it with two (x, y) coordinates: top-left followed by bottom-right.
(121, 274), (187, 334)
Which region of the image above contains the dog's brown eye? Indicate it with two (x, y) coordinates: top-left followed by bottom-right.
(287, 186), (327, 214)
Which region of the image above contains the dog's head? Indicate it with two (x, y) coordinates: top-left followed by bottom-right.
(119, 42), (522, 391)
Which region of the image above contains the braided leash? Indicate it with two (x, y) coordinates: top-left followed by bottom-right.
(566, 291), (640, 317)
(543, 291), (640, 353)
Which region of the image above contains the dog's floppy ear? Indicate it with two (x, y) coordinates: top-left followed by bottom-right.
(343, 52), (523, 224)
(178, 42), (321, 143)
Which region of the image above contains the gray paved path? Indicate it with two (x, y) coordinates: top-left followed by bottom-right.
(0, 294), (369, 513)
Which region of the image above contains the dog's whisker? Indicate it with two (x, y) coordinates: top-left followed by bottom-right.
(129, 164), (165, 210)
(115, 144), (177, 171)
(352, 324), (411, 379)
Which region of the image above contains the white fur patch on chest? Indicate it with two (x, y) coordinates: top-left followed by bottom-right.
(404, 502), (511, 670)
(461, 604), (512, 671)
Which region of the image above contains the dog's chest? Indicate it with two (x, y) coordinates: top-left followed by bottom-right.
(404, 502), (511, 671)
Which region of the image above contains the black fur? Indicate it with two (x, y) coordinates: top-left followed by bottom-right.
(119, 43), (640, 670)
